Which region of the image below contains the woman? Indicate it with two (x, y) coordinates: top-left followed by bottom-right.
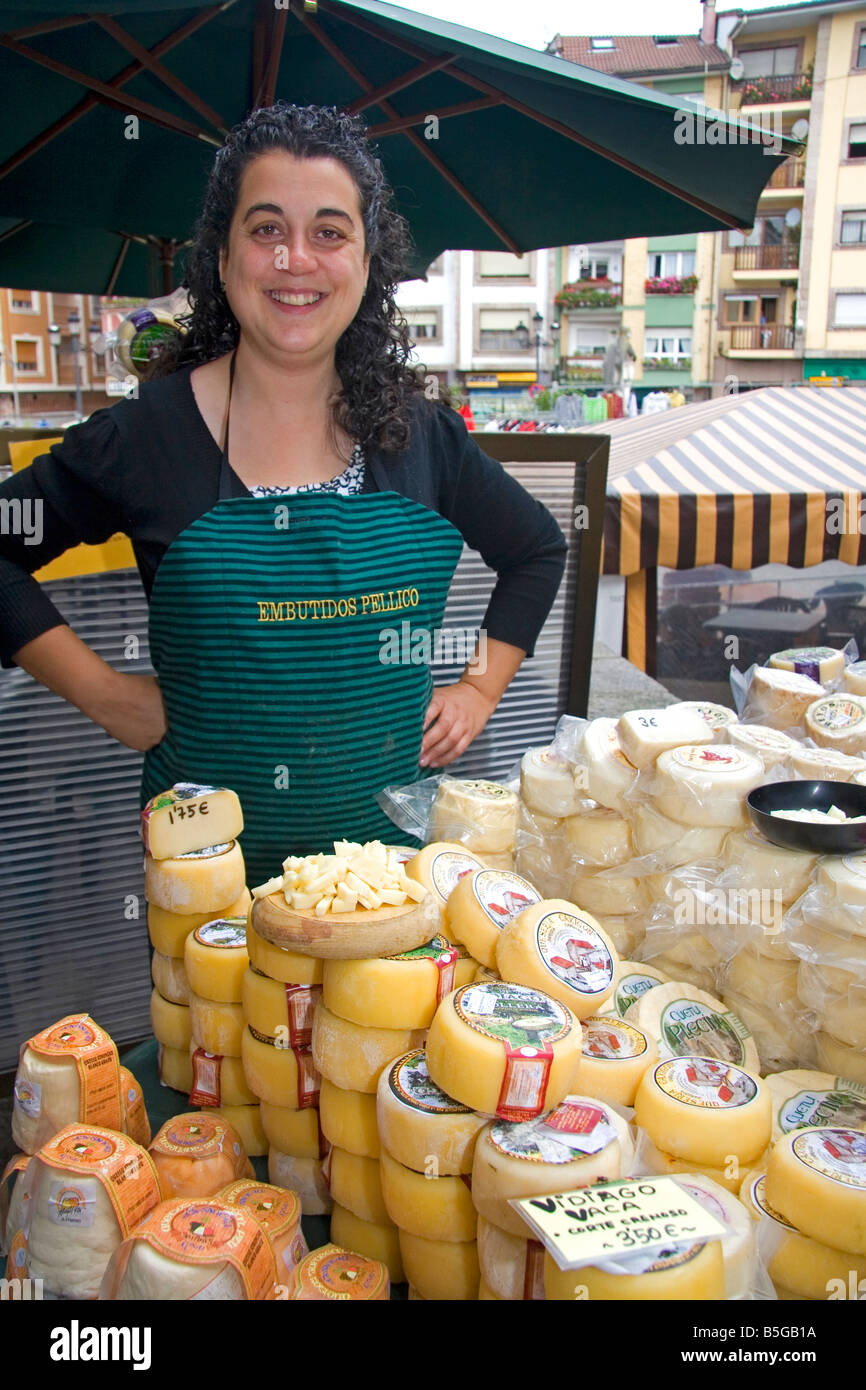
(0, 104), (566, 886)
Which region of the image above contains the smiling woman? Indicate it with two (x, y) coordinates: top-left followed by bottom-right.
(0, 104), (567, 884)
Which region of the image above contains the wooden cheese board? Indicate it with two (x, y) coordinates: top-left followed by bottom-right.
(250, 887), (440, 959)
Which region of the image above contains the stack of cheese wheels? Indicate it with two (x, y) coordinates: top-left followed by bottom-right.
(516, 747), (582, 897)
(143, 783), (248, 1096)
(375, 1049), (486, 1300)
(430, 778), (519, 870)
(148, 1112), (254, 1200)
(183, 916), (266, 1158)
(794, 854), (866, 1080)
(740, 1168), (866, 1300)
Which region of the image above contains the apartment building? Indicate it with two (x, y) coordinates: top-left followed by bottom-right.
(0, 289), (106, 419)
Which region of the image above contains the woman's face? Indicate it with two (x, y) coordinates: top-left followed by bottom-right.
(219, 150), (370, 369)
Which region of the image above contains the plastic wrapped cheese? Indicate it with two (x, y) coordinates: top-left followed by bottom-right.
(745, 666), (825, 730)
(520, 747), (582, 817)
(843, 660), (866, 696)
(630, 803), (728, 864)
(287, 1243), (388, 1300)
(119, 1065), (151, 1148)
(268, 1150), (332, 1215)
(673, 1173), (756, 1298)
(769, 646), (845, 684)
(562, 807), (632, 869)
(430, 779), (518, 854)
(816, 853), (866, 909)
(617, 706), (713, 769)
(1, 1155), (30, 1257)
(218, 1179), (307, 1282)
(630, 982), (760, 1073)
(720, 991), (806, 1075)
(816, 1030), (866, 1084)
(805, 695), (866, 755)
(766, 1069), (866, 1142)
(678, 701), (739, 741)
(724, 946), (799, 1009)
(726, 724), (799, 772)
(653, 745), (764, 829)
(741, 1170), (866, 1299)
(376, 1049), (485, 1175)
(144, 840), (246, 914)
(515, 807), (568, 899)
(496, 899), (618, 1018)
(568, 870), (648, 918)
(790, 745), (866, 782)
(148, 1113), (253, 1199)
(580, 718), (637, 814)
(722, 827), (816, 904)
(444, 869), (541, 968)
(12, 1014), (123, 1156)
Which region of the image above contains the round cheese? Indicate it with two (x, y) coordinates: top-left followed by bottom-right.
(12, 1019), (122, 1157)
(287, 1242), (387, 1299)
(766, 1069), (866, 1142)
(630, 983), (760, 1072)
(471, 1098), (629, 1238)
(678, 701), (739, 741)
(563, 809), (632, 872)
(673, 1173), (755, 1298)
(790, 744), (866, 782)
(725, 946), (799, 1008)
(765, 1127), (866, 1254)
(630, 802), (728, 863)
(444, 869), (541, 968)
(376, 1049), (485, 1175)
(430, 779), (518, 854)
(106, 1201), (260, 1300)
(311, 1003), (424, 1095)
(328, 1147), (388, 1225)
(259, 1102), (322, 1159)
(219, 1179), (307, 1281)
(476, 1215), (546, 1301)
(322, 936), (459, 1030)
(843, 660), (866, 696)
(544, 1238), (725, 1301)
(577, 1015), (658, 1106)
(189, 993), (245, 1057)
(404, 842), (488, 918)
(638, 1135), (746, 1195)
(267, 1151), (332, 1215)
(746, 666), (825, 731)
(149, 1113), (252, 1200)
(320, 1081), (379, 1159)
(633, 1057), (771, 1166)
(617, 705), (714, 769)
(483, 851), (516, 871)
(515, 808), (568, 900)
(241, 1026), (320, 1109)
(245, 917), (323, 985)
(184, 917), (249, 1004)
(769, 646), (845, 684)
(329, 1203), (404, 1285)
(397, 1230), (479, 1301)
(425, 981), (583, 1120)
(580, 718), (637, 814)
(151, 952), (191, 1006)
(722, 828), (816, 903)
(151, 988), (192, 1052)
(454, 942), (480, 988)
(158, 1044), (193, 1095)
(213, 1104), (266, 1158)
(566, 870), (647, 919)
(379, 1146), (476, 1241)
(602, 960), (670, 1018)
(741, 1171), (866, 1300)
(496, 900), (617, 1018)
(142, 783), (244, 861)
(816, 1030), (866, 1084)
(144, 840), (246, 915)
(726, 723), (799, 771)
(654, 745), (764, 828)
(520, 746), (582, 818)
(805, 695), (866, 754)
(816, 853), (866, 910)
(189, 1046), (257, 1107)
(147, 888), (251, 957)
(241, 967), (320, 1052)
(813, 983), (866, 1050)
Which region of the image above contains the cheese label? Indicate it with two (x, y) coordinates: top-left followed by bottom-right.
(731, 726), (793, 752)
(778, 1085), (866, 1134)
(13, 1078), (41, 1117)
(791, 1128), (866, 1187)
(660, 1000), (750, 1066)
(465, 780), (512, 801)
(654, 1057), (759, 1109)
(535, 912), (614, 996)
(135, 1198), (277, 1300)
(189, 1049), (222, 1107)
(690, 704), (737, 730)
(597, 1240), (706, 1277)
(47, 1180), (95, 1227)
(490, 1103), (616, 1165)
(292, 1243), (388, 1300)
(295, 1048), (321, 1109)
(523, 1240), (546, 1300)
(193, 918), (247, 949)
(614, 973), (663, 1018)
(670, 746), (747, 773)
(152, 1116), (225, 1156)
(388, 1049), (472, 1115)
(583, 1017), (648, 1060)
(28, 1014), (122, 1133)
(473, 871), (541, 928)
(177, 842), (232, 860)
(221, 1180), (301, 1237)
(810, 698), (866, 731)
(39, 1126), (161, 1237)
(773, 647), (837, 682)
(455, 983), (571, 1048)
(387, 934), (460, 1002)
(284, 984), (322, 1050)
(429, 851), (483, 901)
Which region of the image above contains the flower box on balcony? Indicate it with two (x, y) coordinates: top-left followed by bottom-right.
(643, 357), (692, 371)
(645, 275), (699, 295)
(556, 281), (623, 310)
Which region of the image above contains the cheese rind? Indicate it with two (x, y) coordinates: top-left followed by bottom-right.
(328, 1148), (388, 1225)
(444, 869), (542, 968)
(259, 1102), (323, 1159)
(726, 724), (798, 771)
(213, 1104), (267, 1158)
(765, 1128), (866, 1255)
(158, 1044), (193, 1095)
(241, 967), (321, 1048)
(311, 1003), (424, 1095)
(245, 918), (323, 985)
(496, 900), (618, 1017)
(520, 747), (582, 818)
(141, 784), (243, 860)
(397, 1230), (479, 1301)
(403, 843), (487, 918)
(189, 993), (245, 1058)
(789, 745), (866, 782)
(815, 1031), (866, 1084)
(241, 1026), (320, 1109)
(633, 1057), (771, 1167)
(769, 646), (845, 684)
(151, 952), (191, 1006)
(189, 1046), (257, 1107)
(376, 1050), (484, 1175)
(843, 660), (866, 696)
(379, 1146), (477, 1241)
(267, 1151), (332, 1215)
(144, 841), (246, 914)
(746, 666), (825, 730)
(568, 870), (648, 918)
(639, 1136), (746, 1195)
(617, 706), (713, 769)
(430, 779), (518, 854)
(319, 1080), (380, 1159)
(476, 1216), (546, 1301)
(741, 1171), (866, 1299)
(544, 1238), (725, 1301)
(562, 808), (632, 868)
(329, 1203), (404, 1284)
(722, 828), (816, 903)
(321, 936), (459, 1030)
(630, 803), (728, 863)
(184, 917), (249, 1003)
(150, 988), (192, 1052)
(580, 718), (637, 815)
(147, 889), (251, 957)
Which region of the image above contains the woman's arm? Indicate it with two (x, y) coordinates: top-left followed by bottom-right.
(420, 637), (524, 767)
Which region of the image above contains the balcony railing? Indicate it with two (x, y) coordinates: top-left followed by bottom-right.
(555, 281), (622, 310)
(734, 72), (813, 105)
(766, 156), (806, 189)
(729, 324), (796, 350)
(734, 244), (800, 271)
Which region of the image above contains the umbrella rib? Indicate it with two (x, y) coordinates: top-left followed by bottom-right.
(91, 14), (230, 138)
(105, 235), (133, 296)
(366, 96), (499, 138)
(257, 6), (289, 108)
(0, 220), (32, 246)
(6, 16), (92, 40)
(296, 9), (520, 252)
(344, 53), (459, 115)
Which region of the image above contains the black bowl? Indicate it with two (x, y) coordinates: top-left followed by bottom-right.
(747, 780), (866, 855)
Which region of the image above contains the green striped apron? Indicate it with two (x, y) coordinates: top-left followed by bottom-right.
(142, 481), (464, 887)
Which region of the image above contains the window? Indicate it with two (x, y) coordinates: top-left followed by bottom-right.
(737, 46), (798, 77)
(478, 251), (531, 278)
(8, 289), (38, 313)
(403, 308), (441, 341)
(853, 26), (866, 69)
(579, 257), (610, 280)
(647, 250), (695, 277)
(13, 338), (39, 372)
(834, 293), (866, 326)
(729, 218), (787, 248)
(654, 36), (679, 46)
(591, 38), (614, 49)
(725, 295), (759, 324)
(645, 335), (691, 361)
(478, 309), (529, 351)
(841, 211), (866, 245)
(848, 123), (866, 159)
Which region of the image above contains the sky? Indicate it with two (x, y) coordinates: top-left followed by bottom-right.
(389, 0), (800, 52)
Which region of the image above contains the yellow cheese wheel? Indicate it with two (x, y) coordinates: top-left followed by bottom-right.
(147, 889), (251, 957)
(188, 1046), (257, 1107)
(158, 1043), (193, 1094)
(329, 1202), (404, 1285)
(634, 1057), (771, 1168)
(328, 1147), (388, 1225)
(322, 936), (460, 1030)
(638, 1134), (749, 1195)
(496, 899), (618, 1018)
(425, 981), (583, 1120)
(241, 967), (321, 1050)
(430, 779), (518, 854)
(268, 1151), (332, 1215)
(376, 1049), (484, 1175)
(454, 943), (480, 988)
(668, 1174), (755, 1298)
(213, 1104), (267, 1157)
(476, 1215), (546, 1301)
(544, 1238), (725, 1300)
(145, 840), (246, 914)
(142, 783), (244, 860)
(319, 1080), (379, 1159)
(398, 1231), (479, 1301)
(149, 1113), (252, 1199)
(259, 1102), (323, 1159)
(311, 1002), (424, 1095)
(404, 842), (489, 917)
(477, 1278), (500, 1299)
(245, 917), (324, 985)
(816, 1030), (866, 1085)
(151, 952), (191, 1006)
(444, 869), (541, 968)
(241, 1026), (320, 1109)
(765, 1127), (866, 1254)
(189, 992), (245, 1057)
(578, 1015), (658, 1107)
(150, 988), (192, 1051)
(741, 1171), (866, 1299)
(184, 917), (249, 1003)
(379, 1146), (476, 1241)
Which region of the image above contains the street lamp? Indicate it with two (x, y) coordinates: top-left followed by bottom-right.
(532, 310), (544, 383)
(550, 319), (561, 385)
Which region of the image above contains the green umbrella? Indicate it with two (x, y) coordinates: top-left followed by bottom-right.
(0, 0), (799, 292)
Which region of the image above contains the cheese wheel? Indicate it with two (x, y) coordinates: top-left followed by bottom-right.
(454, 943), (480, 988)
(725, 946), (799, 1008)
(617, 706), (713, 769)
(545, 1237), (725, 1301)
(11, 1019), (123, 1157)
(148, 889), (251, 957)
(720, 992), (803, 1075)
(425, 982), (583, 1120)
(430, 779), (518, 854)
(311, 1003), (424, 1095)
(843, 660), (866, 696)
(149, 1113), (252, 1200)
(483, 851), (516, 871)
(741, 1171), (866, 1299)
(638, 1135), (746, 1195)
(515, 808), (567, 899)
(813, 984), (866, 1050)
(722, 828), (816, 903)
(287, 1242), (387, 1299)
(151, 988), (192, 1052)
(726, 724), (799, 771)
(267, 1151), (332, 1215)
(643, 954), (717, 995)
(765, 1127), (866, 1254)
(241, 967), (321, 1049)
(329, 1202), (404, 1284)
(328, 1148), (388, 1225)
(671, 1173), (755, 1298)
(633, 1057), (771, 1167)
(471, 1098), (629, 1238)
(769, 646), (844, 684)
(496, 900), (618, 1017)
(444, 869), (541, 968)
(476, 1215), (546, 1300)
(145, 840), (246, 915)
(746, 667), (825, 730)
(184, 917), (249, 1004)
(111, 1236), (246, 1300)
(654, 745), (764, 828)
(404, 842), (487, 916)
(568, 870), (648, 918)
(766, 1069), (866, 1142)
(320, 1081), (379, 1158)
(151, 952), (191, 1006)
(141, 783), (244, 860)
(805, 695), (866, 755)
(630, 983), (760, 1072)
(630, 802), (728, 863)
(158, 1044), (193, 1095)
(379, 1146), (476, 1241)
(219, 1179), (307, 1281)
(562, 808), (632, 868)
(816, 1031), (866, 1084)
(245, 917), (323, 985)
(213, 1104), (267, 1158)
(106, 1200), (261, 1301)
(678, 701), (739, 741)
(816, 853), (866, 909)
(376, 1050), (484, 1175)
(189, 1046), (257, 1107)
(259, 1102), (323, 1159)
(581, 718), (637, 814)
(602, 961), (670, 1019)
(241, 1026), (320, 1109)
(578, 1015), (658, 1107)
(322, 936), (459, 1030)
(189, 993), (245, 1057)
(790, 745), (866, 782)
(520, 747), (582, 817)
(397, 1231), (479, 1301)
(594, 914), (643, 960)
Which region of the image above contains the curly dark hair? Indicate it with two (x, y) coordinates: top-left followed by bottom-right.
(150, 102), (430, 453)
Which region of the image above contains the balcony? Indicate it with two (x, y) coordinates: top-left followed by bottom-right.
(734, 245), (799, 271)
(645, 275), (699, 296)
(762, 157), (806, 193)
(732, 71), (812, 106)
(556, 280), (622, 311)
(560, 357), (604, 382)
(723, 324), (798, 359)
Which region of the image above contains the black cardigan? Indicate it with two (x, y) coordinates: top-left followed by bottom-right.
(0, 365), (567, 667)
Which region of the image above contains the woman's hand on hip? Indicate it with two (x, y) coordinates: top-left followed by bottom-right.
(420, 681), (496, 768)
(91, 672), (168, 752)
